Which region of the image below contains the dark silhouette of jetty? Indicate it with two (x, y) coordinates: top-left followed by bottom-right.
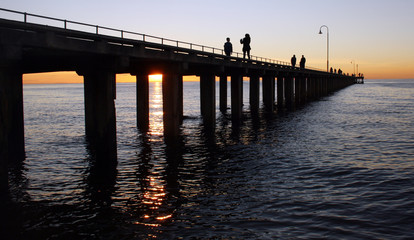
(0, 8), (363, 193)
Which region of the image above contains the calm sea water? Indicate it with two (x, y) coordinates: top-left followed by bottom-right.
(4, 79), (414, 239)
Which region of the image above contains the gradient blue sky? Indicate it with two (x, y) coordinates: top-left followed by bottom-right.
(2, 0), (414, 79)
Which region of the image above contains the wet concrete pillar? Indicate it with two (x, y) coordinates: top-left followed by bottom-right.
(249, 75), (260, 113)
(294, 76), (301, 105)
(284, 75), (294, 108)
(262, 75), (274, 112)
(277, 76), (284, 108)
(82, 70), (117, 161)
(200, 74), (216, 125)
(162, 73), (182, 142)
(300, 76), (307, 104)
(0, 67), (25, 161)
(327, 77), (333, 93)
(219, 75), (227, 112)
(178, 75), (183, 124)
(307, 77), (314, 100)
(0, 66), (24, 193)
(315, 77), (321, 99)
(319, 77), (324, 97)
(136, 74), (149, 131)
(322, 77), (328, 96)
(231, 74), (243, 121)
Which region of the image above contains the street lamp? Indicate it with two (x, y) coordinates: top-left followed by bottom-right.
(319, 25), (329, 72)
(351, 60), (356, 76)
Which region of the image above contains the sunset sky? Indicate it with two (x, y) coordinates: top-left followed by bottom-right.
(2, 0), (414, 83)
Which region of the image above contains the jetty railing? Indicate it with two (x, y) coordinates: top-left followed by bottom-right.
(0, 8), (321, 70)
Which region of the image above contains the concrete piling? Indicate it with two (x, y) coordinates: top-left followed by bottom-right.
(200, 74), (216, 125)
(82, 70), (117, 161)
(219, 75), (227, 112)
(162, 73), (182, 142)
(136, 74), (150, 131)
(249, 75), (260, 113)
(231, 75), (243, 121)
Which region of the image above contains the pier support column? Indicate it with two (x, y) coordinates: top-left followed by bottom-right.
(299, 76), (307, 104)
(285, 75), (294, 108)
(277, 76), (284, 108)
(327, 77), (332, 94)
(0, 67), (25, 161)
(262, 75), (274, 112)
(163, 73), (181, 142)
(322, 77), (328, 96)
(178, 75), (183, 124)
(249, 75), (260, 113)
(200, 74), (216, 126)
(315, 77), (321, 99)
(83, 70), (117, 161)
(307, 77), (314, 100)
(231, 74), (243, 121)
(294, 76), (301, 105)
(0, 67), (24, 193)
(136, 74), (149, 131)
(219, 75), (227, 112)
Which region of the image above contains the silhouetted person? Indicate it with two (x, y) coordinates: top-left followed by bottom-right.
(300, 55), (306, 69)
(330, 67), (333, 73)
(338, 69), (342, 75)
(240, 33), (251, 59)
(291, 55), (296, 68)
(224, 37), (233, 57)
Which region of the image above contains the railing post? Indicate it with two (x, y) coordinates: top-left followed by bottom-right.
(24, 12), (27, 23)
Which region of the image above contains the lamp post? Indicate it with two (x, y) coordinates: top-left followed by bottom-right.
(351, 60), (356, 76)
(319, 25), (329, 72)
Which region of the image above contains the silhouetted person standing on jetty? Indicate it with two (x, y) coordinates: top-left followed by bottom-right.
(300, 55), (306, 69)
(224, 37), (233, 57)
(291, 55), (296, 68)
(240, 33), (251, 59)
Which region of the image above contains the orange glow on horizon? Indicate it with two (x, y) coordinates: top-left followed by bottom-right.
(23, 71), (83, 84)
(23, 72), (203, 84)
(21, 70), (413, 85)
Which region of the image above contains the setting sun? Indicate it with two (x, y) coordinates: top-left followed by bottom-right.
(149, 74), (163, 82)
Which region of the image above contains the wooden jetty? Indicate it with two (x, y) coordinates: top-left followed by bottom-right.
(0, 9), (360, 192)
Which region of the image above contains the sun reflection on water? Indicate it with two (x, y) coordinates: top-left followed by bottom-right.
(149, 81), (164, 138)
(133, 176), (173, 227)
